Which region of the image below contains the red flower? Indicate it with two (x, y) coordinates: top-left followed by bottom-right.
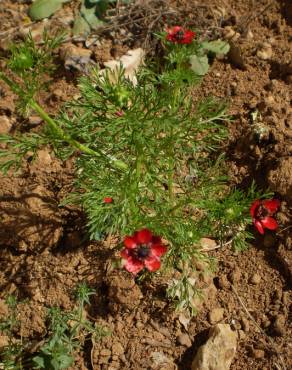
(121, 229), (167, 275)
(103, 197), (113, 204)
(166, 26), (195, 44)
(250, 199), (280, 235)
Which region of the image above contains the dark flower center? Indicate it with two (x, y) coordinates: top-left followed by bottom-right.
(175, 30), (185, 40)
(136, 245), (150, 260)
(256, 204), (269, 219)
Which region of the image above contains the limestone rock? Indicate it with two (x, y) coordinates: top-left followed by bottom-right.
(191, 324), (237, 370)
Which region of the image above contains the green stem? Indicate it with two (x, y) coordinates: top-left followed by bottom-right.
(0, 73), (128, 171)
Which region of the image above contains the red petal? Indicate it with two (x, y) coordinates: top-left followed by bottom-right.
(261, 217), (278, 231)
(254, 219), (265, 234)
(250, 200), (260, 217)
(120, 248), (130, 259)
(136, 229), (152, 244)
(167, 26), (182, 35)
(124, 236), (137, 249)
(181, 30), (195, 44)
(103, 197), (113, 203)
(262, 199), (280, 214)
(144, 256), (161, 272)
(151, 235), (162, 244)
(150, 244), (167, 257)
(123, 256), (144, 275)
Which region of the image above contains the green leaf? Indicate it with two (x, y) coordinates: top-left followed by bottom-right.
(189, 54), (209, 76)
(73, 15), (91, 36)
(201, 40), (230, 55)
(28, 0), (69, 21)
(73, 1), (107, 36)
(33, 356), (45, 368)
(50, 353), (73, 369)
(81, 4), (104, 27)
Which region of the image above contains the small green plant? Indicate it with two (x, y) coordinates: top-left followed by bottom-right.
(33, 283), (109, 370)
(0, 285), (108, 370)
(0, 28), (276, 314)
(6, 30), (64, 115)
(0, 296), (27, 370)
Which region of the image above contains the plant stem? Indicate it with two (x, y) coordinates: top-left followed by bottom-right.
(0, 73), (128, 171)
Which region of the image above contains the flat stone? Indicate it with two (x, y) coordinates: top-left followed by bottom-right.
(191, 324), (237, 370)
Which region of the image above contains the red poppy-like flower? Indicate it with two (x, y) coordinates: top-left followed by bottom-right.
(121, 229), (167, 275)
(250, 199), (280, 235)
(166, 26), (195, 44)
(103, 197), (113, 204)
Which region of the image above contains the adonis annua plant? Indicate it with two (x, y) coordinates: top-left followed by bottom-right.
(0, 28), (271, 313)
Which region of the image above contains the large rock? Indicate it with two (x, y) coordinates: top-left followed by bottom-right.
(192, 324), (237, 370)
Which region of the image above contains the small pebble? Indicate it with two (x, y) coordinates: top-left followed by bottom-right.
(111, 342), (124, 355)
(199, 238), (217, 250)
(238, 330), (246, 340)
(273, 315), (286, 336)
(252, 349), (265, 359)
(262, 319), (271, 329)
(229, 267), (241, 283)
(217, 275), (231, 290)
(250, 273), (261, 285)
(100, 349), (111, 357)
(177, 333), (192, 347)
(241, 317), (250, 332)
(208, 308), (225, 324)
(28, 115), (42, 125)
(257, 42), (273, 60)
(0, 115), (12, 134)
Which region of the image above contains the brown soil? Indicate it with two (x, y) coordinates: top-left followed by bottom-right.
(0, 0), (291, 369)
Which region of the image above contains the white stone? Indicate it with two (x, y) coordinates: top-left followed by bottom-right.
(191, 324), (237, 370)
